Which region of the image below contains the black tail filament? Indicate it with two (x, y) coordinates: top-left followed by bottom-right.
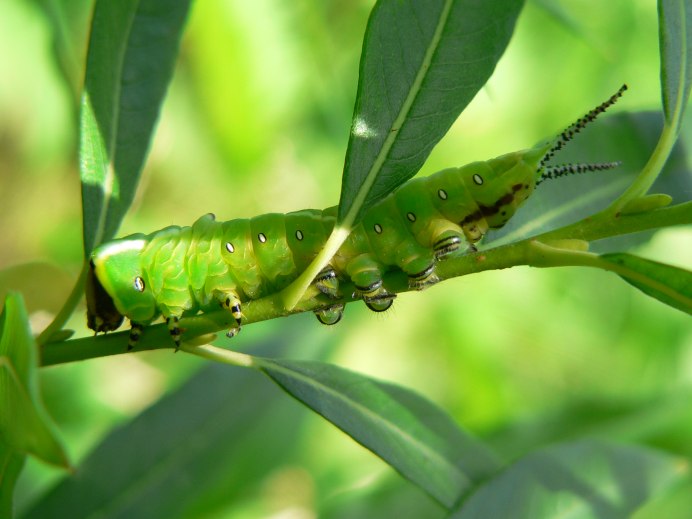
(537, 83), (628, 186)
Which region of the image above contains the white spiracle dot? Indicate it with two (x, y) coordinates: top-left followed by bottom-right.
(134, 276), (145, 292)
(225, 242), (235, 253)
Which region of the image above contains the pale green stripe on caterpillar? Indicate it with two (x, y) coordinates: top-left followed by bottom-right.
(86, 85), (627, 350)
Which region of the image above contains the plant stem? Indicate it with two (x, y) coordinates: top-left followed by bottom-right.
(180, 343), (256, 367)
(36, 262), (88, 347)
(608, 120), (679, 213)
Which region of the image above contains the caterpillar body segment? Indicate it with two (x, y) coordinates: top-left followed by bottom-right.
(86, 86), (626, 349)
(86, 144), (548, 348)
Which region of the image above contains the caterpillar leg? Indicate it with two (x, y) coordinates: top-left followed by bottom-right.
(361, 286), (396, 312)
(355, 279), (395, 312)
(433, 230), (465, 260)
(346, 255), (396, 313)
(395, 240), (439, 291)
(220, 293), (243, 338)
(127, 322), (144, 351)
(406, 261), (439, 290)
(314, 266), (339, 299)
(167, 316), (182, 351)
(314, 303), (344, 325)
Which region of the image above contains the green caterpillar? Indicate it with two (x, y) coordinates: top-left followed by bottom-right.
(86, 85), (627, 350)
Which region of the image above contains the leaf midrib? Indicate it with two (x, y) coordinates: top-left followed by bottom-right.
(90, 1), (141, 248)
(341, 0), (455, 229)
(262, 360), (469, 505)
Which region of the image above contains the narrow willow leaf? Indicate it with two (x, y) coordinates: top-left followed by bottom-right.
(659, 0), (692, 132)
(0, 441), (25, 518)
(0, 294), (69, 468)
(34, 0), (91, 104)
(80, 0), (191, 255)
(258, 358), (501, 508)
(338, 0), (525, 227)
(22, 360), (301, 519)
(282, 0), (524, 310)
(451, 440), (687, 518)
(600, 253), (692, 314)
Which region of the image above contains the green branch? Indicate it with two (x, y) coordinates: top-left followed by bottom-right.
(40, 202), (691, 367)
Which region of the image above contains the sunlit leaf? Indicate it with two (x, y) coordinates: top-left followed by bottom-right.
(258, 358), (501, 507)
(80, 0), (191, 255)
(338, 0), (525, 227)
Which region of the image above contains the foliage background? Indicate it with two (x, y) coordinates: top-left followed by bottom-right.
(0, 0), (690, 517)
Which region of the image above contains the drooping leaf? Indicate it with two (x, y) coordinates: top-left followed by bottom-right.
(80, 0), (191, 255)
(658, 0), (692, 133)
(338, 0), (525, 227)
(258, 358), (501, 508)
(600, 252), (692, 314)
(0, 441), (25, 519)
(450, 440), (687, 518)
(21, 361), (303, 519)
(0, 293), (69, 468)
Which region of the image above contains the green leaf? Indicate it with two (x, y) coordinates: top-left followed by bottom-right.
(600, 253), (692, 314)
(257, 358), (501, 508)
(22, 361), (304, 519)
(0, 441), (25, 519)
(34, 0), (92, 105)
(658, 0), (692, 133)
(451, 440), (688, 518)
(80, 0), (191, 255)
(281, 0), (525, 310)
(0, 293), (68, 468)
(338, 0), (525, 227)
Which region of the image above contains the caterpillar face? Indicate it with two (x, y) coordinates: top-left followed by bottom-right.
(87, 237), (158, 331)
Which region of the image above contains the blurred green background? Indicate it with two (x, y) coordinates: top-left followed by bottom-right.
(1, 0), (690, 517)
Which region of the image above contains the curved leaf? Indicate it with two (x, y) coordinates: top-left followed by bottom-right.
(257, 358), (501, 508)
(80, 0), (191, 255)
(451, 440), (687, 518)
(601, 252), (692, 314)
(659, 0), (692, 133)
(0, 294), (68, 468)
(338, 0), (525, 227)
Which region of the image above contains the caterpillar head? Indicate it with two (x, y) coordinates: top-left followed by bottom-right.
(86, 237), (156, 332)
